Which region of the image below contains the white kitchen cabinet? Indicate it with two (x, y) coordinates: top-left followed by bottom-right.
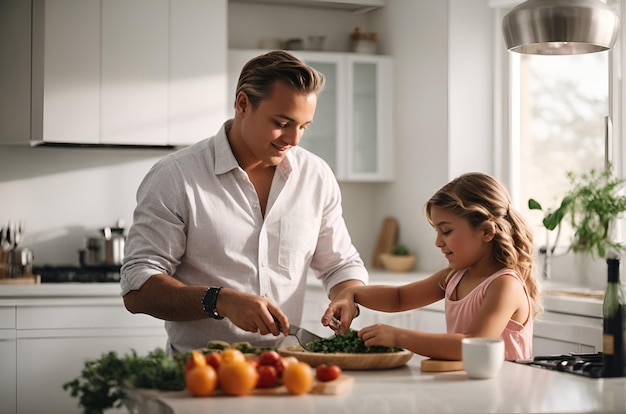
(532, 311), (602, 356)
(0, 0), (227, 147)
(100, 0), (170, 145)
(228, 49), (394, 182)
(411, 307), (447, 333)
(0, 306), (17, 414)
(13, 299), (167, 414)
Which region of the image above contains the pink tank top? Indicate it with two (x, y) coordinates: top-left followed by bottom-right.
(445, 268), (533, 360)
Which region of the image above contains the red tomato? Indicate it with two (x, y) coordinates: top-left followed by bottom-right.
(205, 352), (222, 372)
(316, 364), (342, 382)
(274, 357), (286, 377)
(185, 357), (195, 375)
(246, 355), (260, 369)
(256, 365), (279, 388)
(258, 350), (282, 366)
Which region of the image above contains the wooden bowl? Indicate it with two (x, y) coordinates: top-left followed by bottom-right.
(379, 253), (416, 272)
(278, 345), (413, 370)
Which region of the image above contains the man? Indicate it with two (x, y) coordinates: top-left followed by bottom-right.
(121, 50), (367, 354)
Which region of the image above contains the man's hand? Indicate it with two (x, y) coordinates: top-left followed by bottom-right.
(216, 288), (289, 336)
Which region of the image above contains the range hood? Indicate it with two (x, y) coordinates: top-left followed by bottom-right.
(229, 0), (385, 12)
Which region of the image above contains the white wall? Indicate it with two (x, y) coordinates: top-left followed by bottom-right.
(366, 0), (451, 271)
(0, 0), (496, 272)
(449, 0), (494, 178)
(366, 0), (494, 271)
(0, 146), (168, 265)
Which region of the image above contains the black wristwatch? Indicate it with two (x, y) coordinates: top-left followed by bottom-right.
(202, 287), (224, 320)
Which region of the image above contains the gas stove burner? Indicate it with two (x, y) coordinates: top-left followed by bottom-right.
(515, 352), (607, 378)
(34, 265), (121, 283)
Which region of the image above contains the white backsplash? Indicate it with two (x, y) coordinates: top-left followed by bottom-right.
(547, 252), (609, 291)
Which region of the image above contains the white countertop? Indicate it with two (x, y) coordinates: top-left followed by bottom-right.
(0, 282), (122, 298)
(130, 355), (626, 414)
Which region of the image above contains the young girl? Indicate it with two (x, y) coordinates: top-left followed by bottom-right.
(322, 172), (542, 361)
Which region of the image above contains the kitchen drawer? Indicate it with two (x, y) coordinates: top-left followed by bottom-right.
(533, 312), (602, 355)
(0, 306), (16, 329)
(17, 302), (164, 330)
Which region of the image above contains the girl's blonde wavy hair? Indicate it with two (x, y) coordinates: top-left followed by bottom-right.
(424, 172), (543, 318)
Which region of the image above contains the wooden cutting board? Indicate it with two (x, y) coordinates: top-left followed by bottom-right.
(254, 375), (354, 395)
(420, 359), (464, 372)
(0, 275), (40, 284)
(372, 217), (398, 268)
(131, 375), (354, 404)
(139, 375), (355, 401)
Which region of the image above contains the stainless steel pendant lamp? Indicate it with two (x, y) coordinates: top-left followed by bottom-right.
(502, 0), (620, 54)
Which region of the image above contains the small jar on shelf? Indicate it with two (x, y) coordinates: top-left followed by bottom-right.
(350, 27), (378, 54)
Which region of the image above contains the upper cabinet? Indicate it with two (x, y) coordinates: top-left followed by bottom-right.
(0, 0), (227, 147)
(229, 0), (385, 12)
(228, 49), (394, 182)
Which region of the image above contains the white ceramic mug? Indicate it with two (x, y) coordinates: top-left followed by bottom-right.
(461, 337), (505, 379)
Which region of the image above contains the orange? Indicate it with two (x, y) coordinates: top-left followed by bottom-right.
(185, 364), (217, 397)
(221, 348), (246, 364)
(282, 361), (314, 395)
(190, 349), (207, 367)
(185, 349), (207, 374)
(218, 360), (259, 396)
(281, 356), (299, 368)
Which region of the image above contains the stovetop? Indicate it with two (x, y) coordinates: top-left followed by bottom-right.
(515, 352), (607, 378)
(33, 265), (121, 283)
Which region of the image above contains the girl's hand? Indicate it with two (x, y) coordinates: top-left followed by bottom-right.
(321, 294), (358, 334)
(358, 324), (397, 348)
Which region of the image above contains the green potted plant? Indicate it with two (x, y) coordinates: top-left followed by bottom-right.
(379, 243), (416, 273)
(529, 167), (626, 260)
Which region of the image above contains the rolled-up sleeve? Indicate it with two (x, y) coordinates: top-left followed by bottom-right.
(309, 169), (369, 295)
(120, 160), (187, 296)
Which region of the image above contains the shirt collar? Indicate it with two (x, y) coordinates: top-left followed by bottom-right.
(213, 119), (294, 177)
(214, 120), (240, 175)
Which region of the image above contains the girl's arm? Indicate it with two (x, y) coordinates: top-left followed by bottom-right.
(360, 325), (466, 360)
(355, 268), (448, 312)
(358, 274), (529, 361)
(322, 268), (448, 332)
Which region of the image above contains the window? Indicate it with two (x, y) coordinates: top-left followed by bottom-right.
(513, 52), (610, 249)
(491, 0), (623, 286)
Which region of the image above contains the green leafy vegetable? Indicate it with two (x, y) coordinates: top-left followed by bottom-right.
(63, 348), (185, 414)
(306, 329), (403, 353)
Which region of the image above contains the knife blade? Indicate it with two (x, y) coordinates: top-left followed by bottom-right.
(288, 324), (323, 350)
(272, 314), (323, 349)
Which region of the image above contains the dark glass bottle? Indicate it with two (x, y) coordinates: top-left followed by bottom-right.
(602, 257), (626, 377)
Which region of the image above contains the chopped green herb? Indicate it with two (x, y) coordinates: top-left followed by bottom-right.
(306, 329), (403, 353)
